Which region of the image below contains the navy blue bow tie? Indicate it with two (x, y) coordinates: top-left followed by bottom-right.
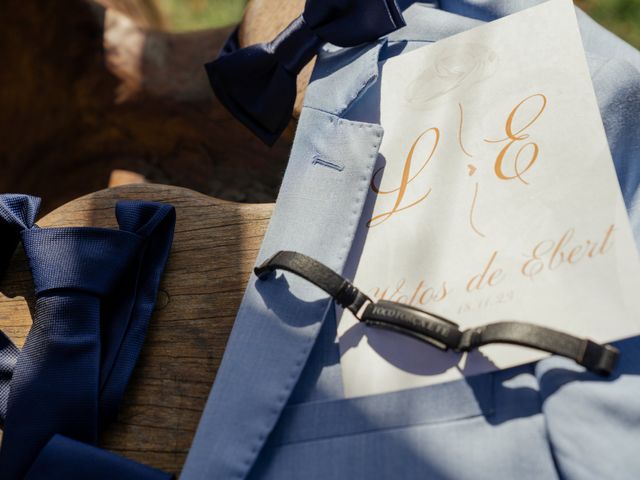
(0, 194), (174, 480)
(205, 0), (405, 145)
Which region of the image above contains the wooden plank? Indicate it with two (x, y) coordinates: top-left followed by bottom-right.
(0, 184), (274, 474)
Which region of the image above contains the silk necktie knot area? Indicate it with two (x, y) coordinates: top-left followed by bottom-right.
(22, 228), (143, 297)
(205, 0), (406, 145)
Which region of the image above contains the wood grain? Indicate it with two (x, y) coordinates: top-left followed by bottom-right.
(0, 184), (274, 474)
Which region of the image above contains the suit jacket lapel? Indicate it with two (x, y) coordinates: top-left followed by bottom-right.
(182, 42), (385, 480)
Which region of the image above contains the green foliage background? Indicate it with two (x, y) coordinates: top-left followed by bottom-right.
(578, 0), (640, 49)
(156, 0), (639, 49)
(155, 0), (246, 31)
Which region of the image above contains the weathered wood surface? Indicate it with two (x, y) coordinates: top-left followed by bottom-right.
(1, 0), (293, 214)
(0, 184), (275, 474)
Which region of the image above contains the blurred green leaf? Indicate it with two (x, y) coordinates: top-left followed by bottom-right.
(156, 0), (247, 30)
(577, 0), (640, 48)
(157, 0), (639, 50)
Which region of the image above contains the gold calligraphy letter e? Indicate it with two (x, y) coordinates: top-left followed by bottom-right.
(367, 128), (440, 228)
(486, 93), (547, 185)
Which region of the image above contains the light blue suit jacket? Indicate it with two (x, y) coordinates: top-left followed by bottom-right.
(182, 1), (640, 478)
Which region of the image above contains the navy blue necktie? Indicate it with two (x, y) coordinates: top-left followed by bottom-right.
(0, 194), (175, 480)
(0, 194), (41, 429)
(206, 0), (406, 145)
(0, 332), (17, 429)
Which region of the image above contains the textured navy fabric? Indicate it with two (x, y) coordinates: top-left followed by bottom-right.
(0, 331), (18, 427)
(25, 435), (170, 480)
(0, 194), (175, 480)
(100, 201), (176, 424)
(0, 195), (41, 428)
(205, 0), (406, 145)
(0, 194), (41, 284)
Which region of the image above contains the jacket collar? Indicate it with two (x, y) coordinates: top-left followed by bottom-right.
(304, 2), (484, 117)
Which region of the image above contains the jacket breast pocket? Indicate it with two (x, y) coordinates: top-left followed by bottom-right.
(249, 365), (559, 480)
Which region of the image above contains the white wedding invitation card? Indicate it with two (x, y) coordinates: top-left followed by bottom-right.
(338, 0), (640, 397)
